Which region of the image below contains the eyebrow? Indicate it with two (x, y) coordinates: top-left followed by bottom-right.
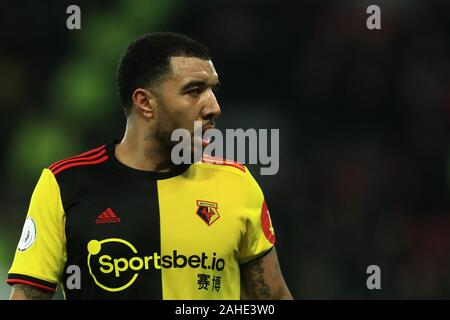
(180, 80), (220, 92)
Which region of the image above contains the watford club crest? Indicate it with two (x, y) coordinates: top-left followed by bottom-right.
(196, 200), (220, 226)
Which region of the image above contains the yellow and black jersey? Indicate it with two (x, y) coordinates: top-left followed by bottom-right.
(7, 139), (276, 299)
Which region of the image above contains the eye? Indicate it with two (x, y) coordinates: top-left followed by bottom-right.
(186, 88), (202, 97)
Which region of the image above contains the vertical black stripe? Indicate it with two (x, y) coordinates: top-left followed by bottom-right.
(62, 167), (162, 299)
(119, 179), (163, 299)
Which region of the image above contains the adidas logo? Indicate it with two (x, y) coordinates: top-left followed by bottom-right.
(96, 208), (121, 224)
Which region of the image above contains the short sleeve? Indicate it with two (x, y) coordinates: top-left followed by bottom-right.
(238, 169), (276, 264)
(7, 168), (66, 291)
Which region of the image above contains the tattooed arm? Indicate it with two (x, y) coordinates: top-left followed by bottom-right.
(9, 284), (54, 300)
(240, 247), (292, 300)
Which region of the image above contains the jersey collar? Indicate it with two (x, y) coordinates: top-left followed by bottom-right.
(105, 139), (191, 180)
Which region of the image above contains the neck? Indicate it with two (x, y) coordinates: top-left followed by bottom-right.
(115, 121), (174, 172)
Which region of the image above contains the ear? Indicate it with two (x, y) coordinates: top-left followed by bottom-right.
(131, 88), (156, 119)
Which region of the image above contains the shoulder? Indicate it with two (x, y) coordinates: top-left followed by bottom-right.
(194, 155), (261, 190)
(47, 144), (109, 178)
(196, 155), (247, 176)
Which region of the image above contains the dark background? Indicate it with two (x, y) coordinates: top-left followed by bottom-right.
(0, 0), (449, 299)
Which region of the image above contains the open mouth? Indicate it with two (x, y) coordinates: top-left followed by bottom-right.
(191, 121), (215, 148)
(201, 125), (214, 147)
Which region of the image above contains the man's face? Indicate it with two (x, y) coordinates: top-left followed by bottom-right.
(153, 56), (221, 152)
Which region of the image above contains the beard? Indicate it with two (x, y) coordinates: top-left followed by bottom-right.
(152, 99), (199, 164)
(153, 108), (178, 154)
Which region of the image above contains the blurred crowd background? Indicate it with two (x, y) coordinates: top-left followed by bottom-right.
(0, 0), (449, 299)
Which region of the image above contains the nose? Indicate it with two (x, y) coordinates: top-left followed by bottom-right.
(202, 90), (221, 122)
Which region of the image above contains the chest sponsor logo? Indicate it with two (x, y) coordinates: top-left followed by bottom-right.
(196, 200), (220, 226)
(87, 238), (225, 292)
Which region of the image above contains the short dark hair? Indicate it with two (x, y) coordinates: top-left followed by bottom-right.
(116, 32), (210, 115)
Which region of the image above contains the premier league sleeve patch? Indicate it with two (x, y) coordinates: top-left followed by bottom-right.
(17, 217), (37, 252)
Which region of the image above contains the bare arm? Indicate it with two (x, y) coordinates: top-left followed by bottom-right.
(9, 284), (54, 300)
(240, 247), (292, 300)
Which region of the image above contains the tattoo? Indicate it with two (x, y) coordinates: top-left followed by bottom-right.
(242, 257), (271, 299)
(241, 248), (293, 300)
(10, 284), (54, 300)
